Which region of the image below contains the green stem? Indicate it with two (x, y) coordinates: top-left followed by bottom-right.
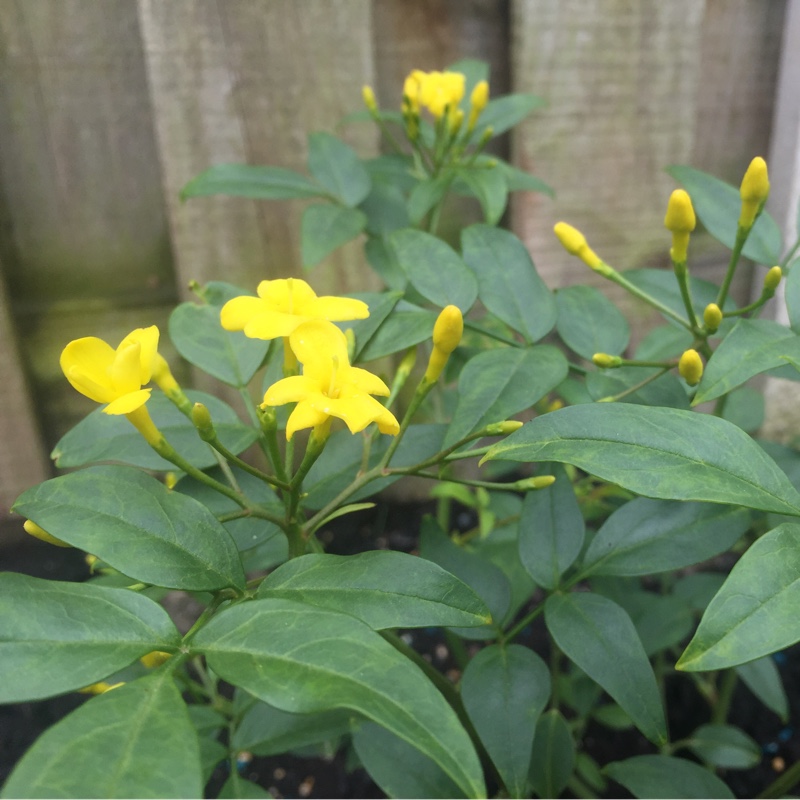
(722, 292), (772, 318)
(673, 260), (701, 331)
(205, 431), (290, 491)
(780, 235), (800, 270)
(606, 270), (693, 330)
(462, 319), (523, 348)
(502, 602), (545, 644)
(711, 669), (737, 725)
(596, 367), (671, 403)
(716, 225), (751, 308)
(182, 593), (232, 645)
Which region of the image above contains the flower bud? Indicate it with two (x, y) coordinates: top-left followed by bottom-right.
(515, 475), (556, 491)
(79, 682), (124, 695)
(164, 471), (179, 490)
(484, 420), (524, 436)
(23, 519), (70, 548)
(739, 156), (770, 229)
(763, 265), (782, 293)
(191, 402), (215, 441)
(554, 222), (604, 271)
(467, 80), (489, 131)
(362, 85), (378, 113)
(140, 651), (172, 669)
(665, 189), (696, 263)
(678, 349), (703, 386)
(703, 303), (723, 333)
(344, 328), (357, 362)
(425, 305), (464, 383)
(592, 353), (622, 368)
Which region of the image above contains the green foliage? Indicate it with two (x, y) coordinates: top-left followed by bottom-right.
(8, 59), (800, 799)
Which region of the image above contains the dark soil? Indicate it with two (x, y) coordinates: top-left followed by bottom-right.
(2, 509), (799, 799)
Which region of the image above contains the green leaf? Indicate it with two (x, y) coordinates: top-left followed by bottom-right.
(722, 386), (765, 433)
(461, 224), (556, 342)
(445, 346), (567, 447)
(357, 305), (437, 361)
(495, 161), (554, 197)
(605, 754), (734, 799)
(218, 776), (273, 799)
(360, 181), (410, 235)
(1, 672), (203, 798)
(470, 93), (545, 141)
(232, 701), (353, 755)
(528, 710), (575, 800)
(408, 172), (453, 225)
(587, 367), (690, 409)
(629, 594), (694, 657)
(192, 598), (485, 798)
(461, 644), (550, 797)
(519, 464), (585, 589)
(353, 722), (462, 799)
(736, 656), (789, 722)
(170, 302), (268, 387)
(365, 235), (408, 291)
(389, 229), (478, 311)
(257, 551), (490, 629)
(340, 290), (402, 360)
(684, 724), (761, 769)
(581, 499), (750, 577)
(454, 162), (508, 225)
(635, 324), (694, 362)
(181, 163), (326, 201)
(677, 523), (800, 670)
(486, 404), (800, 516)
(666, 164), (782, 265)
(545, 592), (667, 744)
(673, 572), (727, 611)
(420, 516), (509, 638)
(13, 466), (246, 591)
(0, 574), (180, 702)
(555, 285), (630, 359)
(301, 204), (367, 268)
(693, 319), (799, 405)
(307, 132), (371, 207)
(52, 390), (258, 470)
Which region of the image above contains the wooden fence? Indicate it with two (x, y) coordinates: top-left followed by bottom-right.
(0, 0), (793, 517)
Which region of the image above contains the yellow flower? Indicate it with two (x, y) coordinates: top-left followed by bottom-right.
(553, 222), (603, 271)
(679, 349), (703, 386)
(467, 80), (489, 130)
(664, 189), (696, 263)
(220, 278), (369, 341)
(425, 305), (464, 382)
(403, 70), (465, 119)
(263, 320), (400, 440)
(60, 326), (159, 415)
(140, 650), (172, 669)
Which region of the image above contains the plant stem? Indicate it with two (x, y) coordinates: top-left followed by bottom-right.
(758, 756), (800, 799)
(596, 367), (671, 403)
(502, 602), (545, 644)
(716, 225), (750, 308)
(711, 669), (737, 725)
(204, 432), (290, 491)
(462, 319), (523, 348)
(606, 270), (693, 330)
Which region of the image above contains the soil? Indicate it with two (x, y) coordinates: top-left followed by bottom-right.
(2, 509), (799, 799)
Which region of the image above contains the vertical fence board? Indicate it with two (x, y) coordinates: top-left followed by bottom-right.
(0, 0), (175, 447)
(138, 0), (379, 297)
(510, 0), (783, 341)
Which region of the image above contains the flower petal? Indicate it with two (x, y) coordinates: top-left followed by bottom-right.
(263, 375), (321, 406)
(244, 311), (309, 340)
(305, 296), (369, 322)
(290, 320), (348, 373)
(286, 400), (329, 440)
(257, 278), (317, 314)
(312, 392), (394, 434)
(220, 296), (264, 331)
(110, 342), (143, 395)
(65, 366), (116, 404)
(60, 337), (116, 398)
(343, 366), (390, 396)
(120, 326), (160, 383)
(103, 388), (152, 415)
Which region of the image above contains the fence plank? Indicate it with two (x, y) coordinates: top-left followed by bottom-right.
(0, 0), (176, 446)
(510, 0), (783, 341)
(137, 0), (379, 298)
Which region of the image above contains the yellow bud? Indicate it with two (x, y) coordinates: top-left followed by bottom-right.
(23, 519), (70, 548)
(140, 650), (172, 669)
(396, 347), (417, 381)
(164, 471), (179, 490)
(545, 399), (564, 413)
(470, 80), (489, 116)
(425, 305), (463, 383)
(703, 303), (723, 333)
(79, 682), (124, 695)
(191, 402), (215, 441)
(678, 349), (704, 387)
(739, 156), (770, 228)
(664, 190), (696, 234)
(592, 353), (622, 368)
(764, 265), (782, 292)
(85, 554), (98, 568)
(449, 107), (465, 136)
(344, 328), (357, 362)
(515, 475), (557, 491)
(554, 222), (603, 271)
(362, 85), (377, 113)
(484, 420), (524, 436)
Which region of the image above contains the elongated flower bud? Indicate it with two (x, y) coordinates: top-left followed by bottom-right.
(467, 80), (489, 131)
(140, 651), (172, 669)
(554, 222), (604, 271)
(362, 85), (378, 113)
(484, 420), (524, 436)
(425, 305), (463, 382)
(739, 157), (770, 229)
(515, 475), (556, 491)
(763, 265), (782, 293)
(679, 349), (703, 386)
(191, 402), (215, 441)
(664, 189), (696, 263)
(23, 519), (70, 548)
(703, 303), (722, 333)
(592, 353), (622, 368)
